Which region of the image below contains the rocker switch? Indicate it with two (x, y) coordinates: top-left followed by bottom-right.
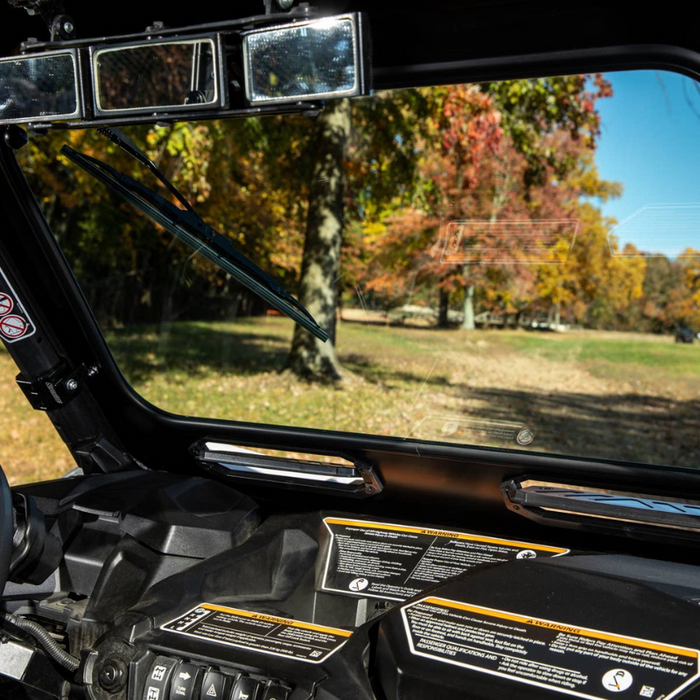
(229, 676), (261, 700)
(262, 684), (290, 700)
(143, 657), (178, 700)
(200, 670), (226, 700)
(169, 663), (201, 700)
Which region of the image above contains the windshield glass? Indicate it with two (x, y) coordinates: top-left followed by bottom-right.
(13, 69), (700, 471)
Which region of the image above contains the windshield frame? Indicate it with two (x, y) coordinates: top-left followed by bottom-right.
(2, 38), (700, 516)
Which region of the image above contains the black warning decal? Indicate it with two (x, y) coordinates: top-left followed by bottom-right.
(322, 517), (568, 601)
(402, 597), (700, 700)
(0, 267), (35, 344)
(162, 603), (352, 664)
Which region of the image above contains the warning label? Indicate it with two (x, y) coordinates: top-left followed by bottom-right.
(0, 267), (35, 344)
(322, 518), (568, 601)
(0, 293), (13, 316)
(402, 597), (700, 700)
(0, 315), (29, 340)
(162, 604), (352, 664)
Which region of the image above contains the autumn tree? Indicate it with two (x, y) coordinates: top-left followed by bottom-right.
(546, 203), (646, 328)
(357, 76), (617, 328)
(648, 250), (700, 329)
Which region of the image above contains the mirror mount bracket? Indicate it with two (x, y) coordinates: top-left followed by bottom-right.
(263, 0), (297, 15)
(144, 20), (166, 35)
(50, 13), (76, 40)
(7, 0), (76, 40)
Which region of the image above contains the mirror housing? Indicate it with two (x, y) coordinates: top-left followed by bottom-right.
(0, 12), (371, 129)
(243, 15), (369, 105)
(92, 37), (225, 116)
(0, 50), (80, 124)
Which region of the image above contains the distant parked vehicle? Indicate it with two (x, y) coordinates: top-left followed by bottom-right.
(674, 327), (696, 343)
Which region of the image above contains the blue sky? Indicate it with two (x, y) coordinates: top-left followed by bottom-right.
(593, 70), (700, 255)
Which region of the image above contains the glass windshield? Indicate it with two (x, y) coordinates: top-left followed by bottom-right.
(14, 69), (700, 470)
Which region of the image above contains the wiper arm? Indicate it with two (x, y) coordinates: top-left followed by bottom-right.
(97, 127), (197, 215)
(60, 130), (328, 342)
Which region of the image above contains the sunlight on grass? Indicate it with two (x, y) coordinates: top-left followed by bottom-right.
(2, 319), (700, 486)
(110, 318), (700, 469)
(0, 350), (74, 485)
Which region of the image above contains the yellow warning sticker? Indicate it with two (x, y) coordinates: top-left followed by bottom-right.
(163, 603), (351, 664)
(402, 597), (700, 699)
(322, 517), (569, 601)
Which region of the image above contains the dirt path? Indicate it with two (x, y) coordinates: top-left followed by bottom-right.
(403, 338), (700, 467)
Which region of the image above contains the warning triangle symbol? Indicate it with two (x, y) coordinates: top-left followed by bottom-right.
(206, 684), (217, 697)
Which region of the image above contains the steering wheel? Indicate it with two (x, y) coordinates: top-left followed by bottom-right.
(0, 464), (12, 594)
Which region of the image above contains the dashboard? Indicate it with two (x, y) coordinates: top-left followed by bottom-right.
(3, 471), (700, 700)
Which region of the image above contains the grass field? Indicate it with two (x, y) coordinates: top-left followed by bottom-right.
(2, 316), (700, 485)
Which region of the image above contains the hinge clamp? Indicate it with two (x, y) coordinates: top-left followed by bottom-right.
(16, 361), (94, 411)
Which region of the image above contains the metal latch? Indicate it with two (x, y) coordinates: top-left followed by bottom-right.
(16, 361), (96, 411)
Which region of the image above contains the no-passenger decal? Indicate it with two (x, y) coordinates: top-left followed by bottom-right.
(0, 266), (35, 343)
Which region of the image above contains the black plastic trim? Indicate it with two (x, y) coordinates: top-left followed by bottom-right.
(374, 44), (700, 89)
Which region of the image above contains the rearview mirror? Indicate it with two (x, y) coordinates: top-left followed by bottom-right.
(0, 13), (369, 128)
(243, 15), (368, 104)
(0, 51), (80, 123)
(92, 38), (223, 115)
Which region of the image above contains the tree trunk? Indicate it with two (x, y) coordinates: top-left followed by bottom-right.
(461, 269), (475, 331)
(286, 99), (351, 382)
(438, 287), (450, 328)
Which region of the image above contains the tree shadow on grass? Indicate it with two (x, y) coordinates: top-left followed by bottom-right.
(107, 322), (457, 389)
(103, 323), (700, 469)
(340, 352), (452, 388)
(451, 386), (700, 468)
(106, 322), (291, 384)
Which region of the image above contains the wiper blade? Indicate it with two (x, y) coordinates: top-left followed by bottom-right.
(60, 132), (328, 342)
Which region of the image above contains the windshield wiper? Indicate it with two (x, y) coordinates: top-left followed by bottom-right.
(60, 128), (329, 342)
